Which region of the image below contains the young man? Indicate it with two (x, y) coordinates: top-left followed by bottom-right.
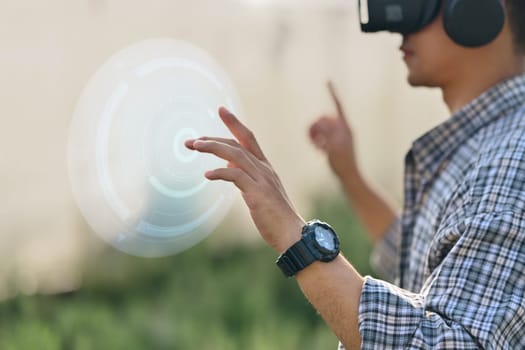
(186, 0), (525, 348)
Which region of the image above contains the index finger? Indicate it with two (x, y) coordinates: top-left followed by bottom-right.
(218, 107), (267, 161)
(327, 81), (348, 123)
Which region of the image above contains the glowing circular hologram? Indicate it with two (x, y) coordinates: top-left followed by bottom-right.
(67, 38), (242, 257)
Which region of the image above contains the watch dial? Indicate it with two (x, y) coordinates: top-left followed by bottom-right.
(314, 226), (335, 251)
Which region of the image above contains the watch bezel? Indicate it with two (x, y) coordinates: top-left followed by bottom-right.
(304, 220), (340, 262)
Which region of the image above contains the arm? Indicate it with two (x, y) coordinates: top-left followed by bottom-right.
(339, 171), (397, 244)
(309, 82), (397, 244)
(186, 108), (524, 349)
(292, 211), (524, 349)
(185, 107), (365, 348)
(296, 255), (364, 349)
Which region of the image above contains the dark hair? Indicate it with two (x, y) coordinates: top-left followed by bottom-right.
(506, 0), (525, 53)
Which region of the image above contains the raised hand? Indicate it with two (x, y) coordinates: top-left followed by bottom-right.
(309, 81), (359, 179)
(185, 107), (305, 253)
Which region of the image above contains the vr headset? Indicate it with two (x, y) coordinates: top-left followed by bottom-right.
(359, 0), (505, 47)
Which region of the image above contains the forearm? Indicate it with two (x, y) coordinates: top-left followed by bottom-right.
(294, 252), (490, 350)
(295, 254), (364, 349)
(338, 168), (397, 244)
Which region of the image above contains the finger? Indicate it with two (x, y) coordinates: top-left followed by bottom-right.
(205, 167), (255, 192)
(218, 107), (267, 161)
(309, 117), (331, 141)
(309, 124), (324, 147)
(327, 81), (348, 124)
(312, 134), (328, 151)
(187, 137), (257, 169)
(309, 118), (325, 138)
(185, 136), (238, 150)
(184, 139), (197, 149)
(192, 140), (258, 180)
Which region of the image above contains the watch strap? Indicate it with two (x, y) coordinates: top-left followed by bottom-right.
(276, 238), (316, 277)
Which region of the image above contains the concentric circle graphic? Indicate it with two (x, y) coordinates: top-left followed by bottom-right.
(68, 38), (241, 257)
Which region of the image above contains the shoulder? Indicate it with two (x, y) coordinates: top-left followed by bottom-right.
(466, 104), (525, 214)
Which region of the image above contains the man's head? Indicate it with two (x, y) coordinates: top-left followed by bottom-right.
(400, 0), (525, 88)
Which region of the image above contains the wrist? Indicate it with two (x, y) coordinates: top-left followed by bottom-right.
(274, 218), (305, 254)
(276, 219), (341, 278)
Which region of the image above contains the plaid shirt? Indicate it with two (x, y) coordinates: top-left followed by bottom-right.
(339, 74), (525, 349)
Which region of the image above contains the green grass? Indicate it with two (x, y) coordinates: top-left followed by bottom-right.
(0, 193), (374, 349)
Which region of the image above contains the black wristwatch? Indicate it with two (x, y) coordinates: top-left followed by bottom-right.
(276, 220), (340, 277)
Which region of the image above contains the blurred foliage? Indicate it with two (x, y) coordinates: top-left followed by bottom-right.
(0, 193), (374, 349)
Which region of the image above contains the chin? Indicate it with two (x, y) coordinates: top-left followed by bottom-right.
(407, 72), (440, 88)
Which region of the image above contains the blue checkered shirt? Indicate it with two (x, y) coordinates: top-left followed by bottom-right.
(339, 74), (525, 349)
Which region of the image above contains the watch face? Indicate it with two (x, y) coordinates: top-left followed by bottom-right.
(314, 226), (336, 251)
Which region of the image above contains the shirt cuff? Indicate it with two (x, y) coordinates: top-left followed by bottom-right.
(358, 276), (425, 349)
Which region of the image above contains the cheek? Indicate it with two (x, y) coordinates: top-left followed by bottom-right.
(420, 41), (455, 68)
(414, 25), (460, 72)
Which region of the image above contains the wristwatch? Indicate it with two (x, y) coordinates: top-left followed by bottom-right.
(276, 220), (340, 277)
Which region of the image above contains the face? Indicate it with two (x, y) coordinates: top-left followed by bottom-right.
(400, 9), (468, 88)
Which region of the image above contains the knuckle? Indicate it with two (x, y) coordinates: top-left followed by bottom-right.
(232, 168), (246, 180)
(230, 167), (241, 176)
(232, 147), (244, 158)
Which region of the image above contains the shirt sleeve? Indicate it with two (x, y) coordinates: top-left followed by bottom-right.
(339, 211), (525, 349)
(369, 216), (401, 284)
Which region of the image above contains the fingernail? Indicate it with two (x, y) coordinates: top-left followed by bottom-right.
(184, 139), (195, 147)
(193, 140), (205, 147)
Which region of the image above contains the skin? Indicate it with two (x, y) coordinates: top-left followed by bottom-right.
(401, 7), (524, 114)
(185, 6), (525, 349)
(310, 82), (397, 244)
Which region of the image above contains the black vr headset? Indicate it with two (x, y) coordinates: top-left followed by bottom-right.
(359, 0), (505, 47)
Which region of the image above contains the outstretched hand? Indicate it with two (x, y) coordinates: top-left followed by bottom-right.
(309, 81), (358, 178)
(185, 107), (305, 253)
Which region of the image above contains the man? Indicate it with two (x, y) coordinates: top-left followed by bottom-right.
(185, 0), (525, 348)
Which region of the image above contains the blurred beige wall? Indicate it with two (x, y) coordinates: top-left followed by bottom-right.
(0, 0), (448, 298)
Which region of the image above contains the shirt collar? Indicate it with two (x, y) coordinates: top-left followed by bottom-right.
(410, 73), (525, 184)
